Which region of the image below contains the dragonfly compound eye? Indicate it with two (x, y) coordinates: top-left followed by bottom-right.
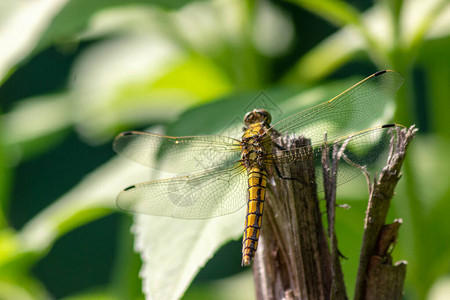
(258, 109), (271, 124)
(244, 109), (272, 125)
(244, 111), (255, 125)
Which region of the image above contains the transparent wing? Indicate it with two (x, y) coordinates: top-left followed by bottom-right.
(117, 162), (248, 219)
(268, 70), (404, 145)
(113, 131), (242, 173)
(265, 124), (402, 191)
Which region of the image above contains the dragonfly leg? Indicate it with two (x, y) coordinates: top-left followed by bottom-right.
(272, 141), (287, 151)
(272, 137), (303, 151)
(273, 164), (300, 182)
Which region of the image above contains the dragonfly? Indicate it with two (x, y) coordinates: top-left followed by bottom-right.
(114, 70), (404, 266)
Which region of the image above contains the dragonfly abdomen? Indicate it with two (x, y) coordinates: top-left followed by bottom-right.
(242, 166), (267, 266)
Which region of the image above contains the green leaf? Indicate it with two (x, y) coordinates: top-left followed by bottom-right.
(286, 0), (362, 27)
(420, 37), (450, 138)
(1, 93), (73, 160)
(391, 136), (450, 297)
(17, 155), (145, 257)
(427, 276), (450, 300)
(0, 0), (71, 82)
(0, 274), (49, 300)
(335, 199), (367, 299)
(284, 6), (392, 83)
(0, 0), (207, 84)
(182, 271), (254, 300)
(62, 289), (117, 300)
(110, 217), (144, 299)
(402, 0), (450, 51)
(68, 35), (233, 141)
(34, 0), (209, 55)
(135, 211), (245, 300)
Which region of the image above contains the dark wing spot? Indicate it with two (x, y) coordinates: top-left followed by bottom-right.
(124, 185), (136, 191)
(374, 70), (387, 76)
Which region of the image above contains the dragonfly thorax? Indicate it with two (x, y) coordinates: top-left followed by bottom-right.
(240, 116), (272, 169)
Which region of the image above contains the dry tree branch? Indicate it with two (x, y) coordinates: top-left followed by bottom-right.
(252, 125), (416, 300)
(354, 125), (417, 300)
(253, 136), (332, 300)
(322, 134), (351, 300)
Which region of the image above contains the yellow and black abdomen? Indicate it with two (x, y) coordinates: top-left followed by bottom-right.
(242, 166), (267, 266)
(240, 110), (272, 266)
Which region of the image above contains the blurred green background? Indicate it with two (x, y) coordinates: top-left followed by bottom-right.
(0, 0), (449, 299)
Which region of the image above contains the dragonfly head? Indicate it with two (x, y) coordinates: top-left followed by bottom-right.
(244, 109), (272, 126)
